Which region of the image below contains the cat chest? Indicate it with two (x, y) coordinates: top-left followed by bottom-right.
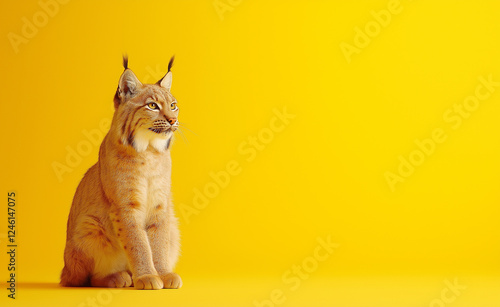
(143, 170), (170, 210)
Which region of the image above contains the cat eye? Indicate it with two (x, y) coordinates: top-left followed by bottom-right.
(147, 102), (159, 110)
(170, 102), (178, 111)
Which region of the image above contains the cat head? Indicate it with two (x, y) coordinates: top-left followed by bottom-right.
(113, 56), (179, 152)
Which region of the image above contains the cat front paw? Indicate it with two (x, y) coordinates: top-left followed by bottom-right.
(134, 274), (163, 290)
(90, 271), (132, 288)
(160, 272), (182, 289)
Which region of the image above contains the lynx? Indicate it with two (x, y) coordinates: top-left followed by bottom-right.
(61, 56), (182, 290)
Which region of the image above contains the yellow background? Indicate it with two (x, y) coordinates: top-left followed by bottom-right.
(1, 0), (500, 306)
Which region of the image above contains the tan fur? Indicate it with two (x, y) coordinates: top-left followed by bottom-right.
(61, 58), (182, 289)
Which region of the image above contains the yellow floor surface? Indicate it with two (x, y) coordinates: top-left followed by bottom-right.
(1, 276), (499, 307)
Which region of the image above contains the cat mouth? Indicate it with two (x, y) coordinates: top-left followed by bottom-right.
(148, 127), (173, 134)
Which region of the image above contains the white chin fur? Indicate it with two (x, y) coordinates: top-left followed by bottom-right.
(132, 129), (172, 152)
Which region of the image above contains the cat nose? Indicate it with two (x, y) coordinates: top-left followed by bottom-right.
(166, 117), (177, 125)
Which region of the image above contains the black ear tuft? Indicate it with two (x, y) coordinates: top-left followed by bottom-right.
(123, 54), (129, 70)
(168, 56), (175, 72)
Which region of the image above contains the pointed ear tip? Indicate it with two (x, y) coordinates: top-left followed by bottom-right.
(168, 56), (175, 72)
(122, 54), (129, 69)
(121, 69), (132, 78)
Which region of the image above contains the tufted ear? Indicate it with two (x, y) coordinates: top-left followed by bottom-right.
(114, 56), (142, 107)
(157, 56), (174, 91)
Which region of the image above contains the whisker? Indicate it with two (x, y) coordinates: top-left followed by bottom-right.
(177, 128), (189, 145)
(178, 122), (198, 136)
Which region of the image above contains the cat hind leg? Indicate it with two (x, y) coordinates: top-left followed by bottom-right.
(60, 247), (93, 287)
(89, 245), (131, 288)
